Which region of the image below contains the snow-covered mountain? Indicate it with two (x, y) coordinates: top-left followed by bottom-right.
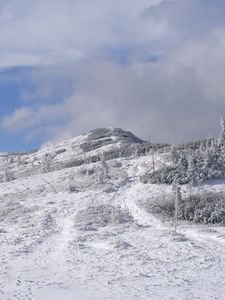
(1, 128), (225, 300)
(0, 128), (146, 181)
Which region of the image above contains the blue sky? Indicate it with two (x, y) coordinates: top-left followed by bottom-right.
(0, 66), (73, 151)
(0, 69), (28, 152)
(1, 0), (225, 152)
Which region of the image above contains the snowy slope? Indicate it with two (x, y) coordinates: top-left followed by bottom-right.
(0, 128), (225, 300)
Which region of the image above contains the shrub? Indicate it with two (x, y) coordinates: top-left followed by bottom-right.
(80, 139), (112, 152)
(139, 191), (225, 224)
(140, 166), (189, 185)
(138, 193), (175, 219)
(68, 184), (79, 193)
(180, 192), (225, 224)
(75, 205), (133, 228)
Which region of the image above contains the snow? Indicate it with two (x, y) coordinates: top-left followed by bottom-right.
(0, 130), (225, 299)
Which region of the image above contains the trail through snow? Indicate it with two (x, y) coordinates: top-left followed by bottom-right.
(1, 155), (225, 299)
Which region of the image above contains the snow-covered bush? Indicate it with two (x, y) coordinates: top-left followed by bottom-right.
(139, 194), (175, 218)
(88, 128), (112, 140)
(55, 148), (66, 155)
(75, 205), (133, 229)
(41, 152), (56, 173)
(4, 169), (16, 182)
(65, 158), (85, 168)
(68, 184), (79, 193)
(67, 162), (110, 191)
(180, 192), (225, 224)
(80, 138), (113, 152)
(139, 191), (225, 224)
(140, 166), (183, 185)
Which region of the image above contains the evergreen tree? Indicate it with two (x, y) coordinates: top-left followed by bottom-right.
(187, 152), (197, 184)
(170, 143), (179, 163)
(218, 117), (225, 147)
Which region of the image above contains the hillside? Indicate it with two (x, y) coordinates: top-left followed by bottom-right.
(0, 128), (150, 182)
(0, 128), (225, 300)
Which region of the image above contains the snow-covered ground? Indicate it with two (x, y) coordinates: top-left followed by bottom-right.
(1, 129), (225, 299)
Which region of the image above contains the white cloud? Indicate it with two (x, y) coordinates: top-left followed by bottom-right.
(1, 0), (225, 68)
(2, 103), (70, 135)
(2, 107), (37, 133)
(2, 0), (225, 145)
(0, 0), (167, 68)
(4, 30), (225, 144)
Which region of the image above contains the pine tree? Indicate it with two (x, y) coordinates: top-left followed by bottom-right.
(187, 151), (197, 184)
(195, 145), (206, 183)
(218, 117), (225, 147)
(170, 143), (179, 164)
(203, 146), (211, 179)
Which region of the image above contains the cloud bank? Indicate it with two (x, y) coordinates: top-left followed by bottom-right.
(2, 0), (225, 146)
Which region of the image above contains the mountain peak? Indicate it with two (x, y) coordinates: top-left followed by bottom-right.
(87, 127), (144, 144)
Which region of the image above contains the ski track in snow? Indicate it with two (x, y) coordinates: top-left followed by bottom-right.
(0, 154), (225, 299)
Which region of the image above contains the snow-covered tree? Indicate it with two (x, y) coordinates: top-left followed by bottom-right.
(41, 153), (52, 173)
(170, 143), (179, 163)
(218, 117), (225, 147)
(187, 152), (197, 184)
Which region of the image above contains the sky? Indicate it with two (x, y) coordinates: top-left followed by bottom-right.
(1, 0), (225, 152)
